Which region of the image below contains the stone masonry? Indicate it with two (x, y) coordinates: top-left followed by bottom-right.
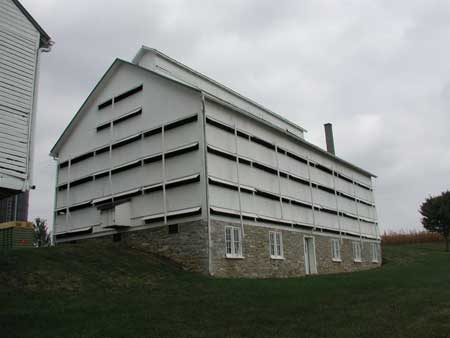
(210, 219), (381, 278)
(72, 219), (380, 278)
(122, 220), (209, 274)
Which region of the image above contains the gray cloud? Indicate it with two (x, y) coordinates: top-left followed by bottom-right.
(26, 0), (450, 233)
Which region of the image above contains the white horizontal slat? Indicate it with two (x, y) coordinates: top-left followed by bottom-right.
(0, 64), (34, 85)
(0, 2), (36, 32)
(0, 131), (28, 144)
(0, 70), (34, 91)
(0, 36), (36, 58)
(0, 159), (26, 172)
(0, 53), (35, 76)
(0, 144), (26, 157)
(0, 166), (27, 179)
(0, 27), (36, 51)
(0, 110), (29, 126)
(0, 103), (29, 118)
(0, 84), (32, 104)
(0, 12), (39, 41)
(0, 92), (32, 111)
(0, 133), (28, 147)
(0, 141), (27, 157)
(0, 119), (28, 134)
(0, 153), (26, 166)
(141, 212), (164, 221)
(0, 124), (28, 138)
(0, 59), (35, 80)
(0, 26), (36, 47)
(0, 140), (28, 154)
(0, 43), (36, 67)
(168, 206), (201, 217)
(0, 80), (33, 99)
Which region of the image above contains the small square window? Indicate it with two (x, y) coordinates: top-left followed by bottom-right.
(168, 224), (179, 234)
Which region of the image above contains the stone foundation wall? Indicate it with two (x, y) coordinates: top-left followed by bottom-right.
(122, 221), (209, 274)
(210, 220), (381, 278)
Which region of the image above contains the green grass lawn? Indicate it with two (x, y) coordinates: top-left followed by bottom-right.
(1, 241), (449, 338)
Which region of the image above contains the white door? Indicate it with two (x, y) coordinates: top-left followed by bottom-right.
(304, 237), (317, 275)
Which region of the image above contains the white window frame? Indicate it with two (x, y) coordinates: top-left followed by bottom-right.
(269, 231), (284, 259)
(225, 226), (243, 258)
(331, 239), (341, 262)
(353, 241), (362, 262)
(371, 243), (379, 263)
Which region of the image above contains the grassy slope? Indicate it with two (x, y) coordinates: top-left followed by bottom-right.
(0, 242), (449, 338)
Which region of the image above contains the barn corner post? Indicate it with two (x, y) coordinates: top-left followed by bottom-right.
(200, 92), (213, 276)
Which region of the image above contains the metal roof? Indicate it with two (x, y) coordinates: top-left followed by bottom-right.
(50, 55), (376, 178)
(132, 46), (307, 134)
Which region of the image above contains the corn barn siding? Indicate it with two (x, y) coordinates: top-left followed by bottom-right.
(51, 47), (381, 278)
(0, 0), (52, 199)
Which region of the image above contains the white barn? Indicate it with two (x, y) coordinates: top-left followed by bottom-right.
(0, 0), (52, 199)
(51, 47), (381, 278)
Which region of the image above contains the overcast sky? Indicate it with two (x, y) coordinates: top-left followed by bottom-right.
(24, 0), (450, 233)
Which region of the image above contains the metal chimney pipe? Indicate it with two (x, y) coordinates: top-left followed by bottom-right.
(324, 123), (335, 155)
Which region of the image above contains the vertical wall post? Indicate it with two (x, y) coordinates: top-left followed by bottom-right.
(162, 127), (167, 224)
(306, 151), (317, 228)
(331, 166), (342, 241)
(201, 94), (213, 275)
(233, 127), (245, 239)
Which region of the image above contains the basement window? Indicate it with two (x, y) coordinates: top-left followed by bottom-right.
(225, 226), (243, 258)
(269, 231), (284, 259)
(113, 84), (143, 104)
(331, 239), (341, 262)
(168, 223), (179, 234)
(352, 241), (362, 262)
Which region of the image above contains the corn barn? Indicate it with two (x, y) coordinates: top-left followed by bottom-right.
(50, 47), (381, 277)
(0, 0), (52, 200)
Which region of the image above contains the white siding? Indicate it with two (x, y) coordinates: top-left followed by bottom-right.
(0, 0), (40, 192)
(54, 63), (206, 236)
